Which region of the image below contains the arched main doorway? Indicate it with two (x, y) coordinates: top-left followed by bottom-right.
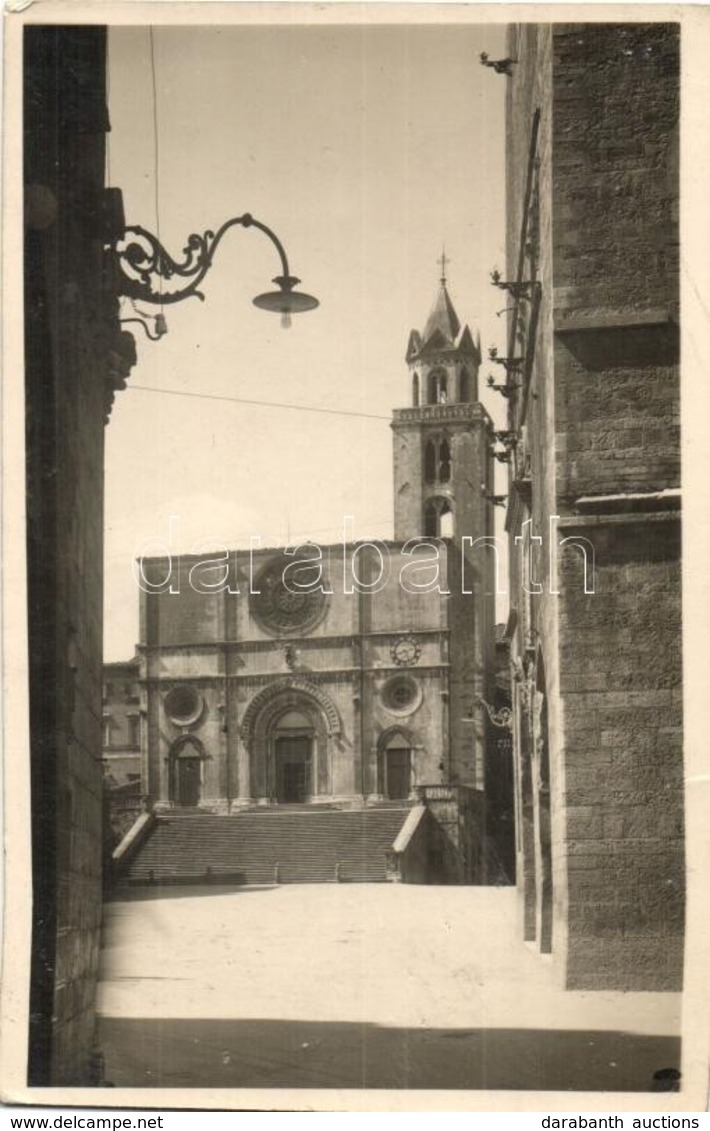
(273, 708), (313, 804)
(241, 679), (340, 803)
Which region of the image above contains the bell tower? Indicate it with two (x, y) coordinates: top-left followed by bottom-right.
(392, 264), (494, 546)
(391, 263), (497, 806)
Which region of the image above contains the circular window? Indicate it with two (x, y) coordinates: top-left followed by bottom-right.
(164, 685), (204, 727)
(381, 675), (421, 717)
(250, 553), (328, 635)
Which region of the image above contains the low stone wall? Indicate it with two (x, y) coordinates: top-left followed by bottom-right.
(415, 785), (487, 883)
(386, 804), (430, 883)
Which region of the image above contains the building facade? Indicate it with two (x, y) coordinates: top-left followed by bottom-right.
(102, 658), (141, 786)
(135, 283), (504, 877)
(499, 23), (682, 990)
(102, 659), (143, 853)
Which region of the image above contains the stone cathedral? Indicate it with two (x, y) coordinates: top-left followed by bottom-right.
(126, 277), (504, 882)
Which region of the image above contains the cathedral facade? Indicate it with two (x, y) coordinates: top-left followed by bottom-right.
(135, 282), (501, 856)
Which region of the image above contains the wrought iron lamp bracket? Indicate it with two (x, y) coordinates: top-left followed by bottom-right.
(490, 272), (540, 302)
(113, 212), (298, 307)
(475, 695), (513, 731)
(493, 430), (518, 447)
(486, 375), (515, 398)
(120, 313), (165, 341)
(479, 53), (518, 77)
(488, 347), (525, 374)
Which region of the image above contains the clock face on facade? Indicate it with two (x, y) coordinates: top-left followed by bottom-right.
(390, 636), (422, 667)
(250, 554), (328, 635)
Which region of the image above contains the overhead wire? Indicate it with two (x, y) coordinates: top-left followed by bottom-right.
(128, 383), (392, 421)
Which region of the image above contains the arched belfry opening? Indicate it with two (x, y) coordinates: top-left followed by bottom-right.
(440, 506), (454, 538)
(439, 438), (451, 482)
(425, 441), (437, 484)
(424, 437), (452, 486)
(427, 369), (448, 404)
(459, 368), (470, 402)
(424, 496), (454, 539)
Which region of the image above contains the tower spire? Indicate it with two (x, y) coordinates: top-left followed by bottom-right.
(438, 247), (450, 288)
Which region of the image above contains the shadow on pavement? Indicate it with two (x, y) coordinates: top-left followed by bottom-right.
(98, 1017), (680, 1091)
(106, 885), (278, 903)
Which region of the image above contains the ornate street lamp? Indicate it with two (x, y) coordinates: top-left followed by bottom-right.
(112, 212), (319, 331)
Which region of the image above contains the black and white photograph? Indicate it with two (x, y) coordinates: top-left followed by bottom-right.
(3, 2), (709, 1113)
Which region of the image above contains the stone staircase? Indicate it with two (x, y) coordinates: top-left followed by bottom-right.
(122, 805), (413, 885)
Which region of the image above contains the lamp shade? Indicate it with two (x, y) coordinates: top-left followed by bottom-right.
(252, 274), (319, 316)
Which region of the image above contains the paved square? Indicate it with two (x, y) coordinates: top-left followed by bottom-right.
(98, 885), (681, 1090)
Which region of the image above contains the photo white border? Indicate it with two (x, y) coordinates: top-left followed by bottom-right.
(2, 2), (709, 1112)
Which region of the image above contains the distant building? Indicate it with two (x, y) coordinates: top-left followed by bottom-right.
(102, 658), (142, 786)
(500, 23), (682, 990)
(102, 659), (143, 853)
(129, 281), (512, 883)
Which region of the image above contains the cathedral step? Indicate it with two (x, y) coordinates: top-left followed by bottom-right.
(125, 806), (412, 886)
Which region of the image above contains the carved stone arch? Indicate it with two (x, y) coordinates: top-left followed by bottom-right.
(241, 679), (341, 802)
(377, 724), (417, 752)
(240, 678), (341, 747)
(169, 734), (207, 759)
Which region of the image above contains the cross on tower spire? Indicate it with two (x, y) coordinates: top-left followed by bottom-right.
(439, 247), (450, 287)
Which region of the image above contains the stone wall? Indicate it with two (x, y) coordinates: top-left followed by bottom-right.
(504, 22), (683, 990)
(25, 27), (134, 1083)
(554, 329), (680, 502)
(558, 516), (683, 989)
(551, 23), (682, 991)
(552, 23), (680, 508)
(551, 24), (679, 323)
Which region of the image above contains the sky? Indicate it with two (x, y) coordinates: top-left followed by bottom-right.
(105, 18), (508, 659)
